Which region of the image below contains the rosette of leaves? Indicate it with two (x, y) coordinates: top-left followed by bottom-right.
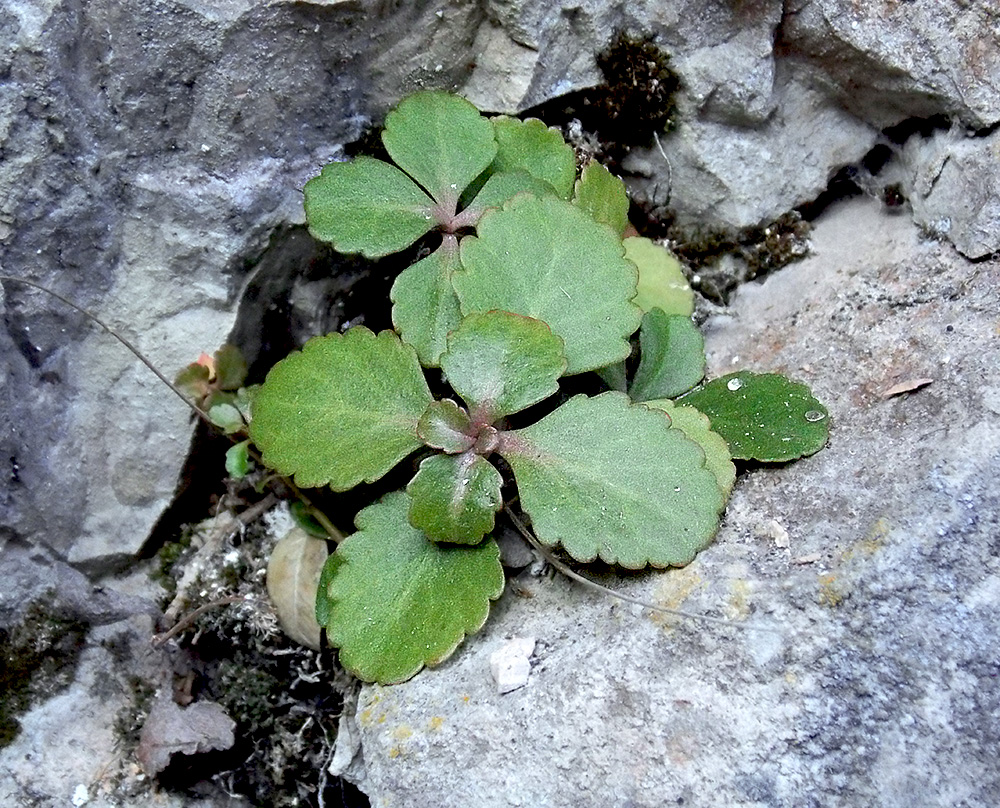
(246, 90), (830, 684)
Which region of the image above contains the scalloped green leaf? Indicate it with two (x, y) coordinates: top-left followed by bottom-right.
(625, 237), (694, 316)
(304, 157), (437, 258)
(249, 328), (432, 490)
(644, 399), (737, 499)
(490, 117), (576, 199)
(573, 160), (629, 237)
(679, 372), (830, 462)
(407, 452), (503, 544)
(317, 492), (505, 684)
(466, 169), (558, 215)
(629, 309), (706, 402)
(390, 235), (463, 367)
(382, 91), (496, 209)
(418, 399), (475, 454)
(455, 195), (641, 375)
(440, 311), (566, 423)
(499, 392), (724, 569)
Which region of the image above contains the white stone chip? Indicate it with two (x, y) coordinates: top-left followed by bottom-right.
(490, 637), (535, 694)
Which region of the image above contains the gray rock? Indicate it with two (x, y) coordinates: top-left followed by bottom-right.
(0, 0), (482, 565)
(624, 62), (878, 230)
(893, 124), (1000, 259)
(782, 0), (1000, 129)
(341, 198), (1000, 807)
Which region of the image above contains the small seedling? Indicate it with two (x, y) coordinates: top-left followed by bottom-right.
(245, 91), (830, 684)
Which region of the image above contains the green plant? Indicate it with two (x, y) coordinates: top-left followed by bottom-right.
(240, 91), (830, 684)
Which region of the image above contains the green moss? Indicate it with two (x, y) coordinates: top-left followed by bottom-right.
(150, 528), (195, 594)
(0, 598), (87, 748)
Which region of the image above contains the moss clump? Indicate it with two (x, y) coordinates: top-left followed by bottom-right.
(594, 31), (681, 148)
(664, 212), (812, 303)
(0, 598), (87, 748)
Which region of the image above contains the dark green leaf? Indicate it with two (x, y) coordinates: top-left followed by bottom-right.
(440, 311), (566, 423)
(455, 195), (641, 375)
(407, 452), (503, 544)
(304, 157), (436, 258)
(490, 117), (576, 198)
(390, 236), (463, 367)
(596, 361), (628, 392)
(679, 372), (831, 462)
(629, 309), (706, 401)
(317, 492), (505, 684)
(499, 392), (724, 569)
(249, 328), (432, 490)
(214, 344), (248, 390)
(417, 399), (475, 454)
(289, 501), (330, 539)
(625, 237), (694, 316)
(382, 91), (496, 208)
(573, 160), (629, 237)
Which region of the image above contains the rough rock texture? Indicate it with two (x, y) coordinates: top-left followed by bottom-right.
(0, 0), (484, 565)
(340, 197), (1000, 807)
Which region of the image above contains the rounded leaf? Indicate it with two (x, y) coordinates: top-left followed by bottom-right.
(249, 328), (432, 490)
(455, 195), (641, 375)
(499, 392), (724, 569)
(628, 309), (706, 401)
(440, 311), (566, 423)
(573, 160), (629, 237)
(317, 492), (505, 684)
(679, 372), (831, 462)
(644, 399), (737, 499)
(407, 452), (503, 544)
(491, 116), (576, 198)
(390, 237), (463, 367)
(304, 157), (436, 258)
(625, 237), (694, 317)
(266, 527), (329, 650)
(382, 91), (497, 207)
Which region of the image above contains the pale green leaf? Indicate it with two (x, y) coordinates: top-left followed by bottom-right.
(418, 399), (475, 454)
(625, 237), (694, 316)
(317, 492), (505, 684)
(466, 169), (558, 215)
(499, 392), (724, 569)
(407, 452), (503, 544)
(679, 372), (831, 462)
(390, 236), (463, 367)
(491, 116), (576, 198)
(267, 527), (328, 650)
(440, 311), (566, 423)
(644, 399), (737, 499)
(596, 361), (628, 392)
(382, 91), (496, 208)
(225, 440), (253, 479)
(208, 402), (244, 435)
(573, 160), (629, 237)
(628, 309), (706, 401)
(455, 195), (641, 375)
(304, 157), (437, 258)
(249, 328), (432, 490)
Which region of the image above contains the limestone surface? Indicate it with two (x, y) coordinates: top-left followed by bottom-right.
(340, 198), (1000, 808)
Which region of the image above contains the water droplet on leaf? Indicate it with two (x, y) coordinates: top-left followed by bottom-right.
(804, 410), (827, 422)
(727, 378), (743, 391)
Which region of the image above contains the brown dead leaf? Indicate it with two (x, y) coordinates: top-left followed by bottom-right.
(137, 697), (236, 775)
(882, 378), (933, 399)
